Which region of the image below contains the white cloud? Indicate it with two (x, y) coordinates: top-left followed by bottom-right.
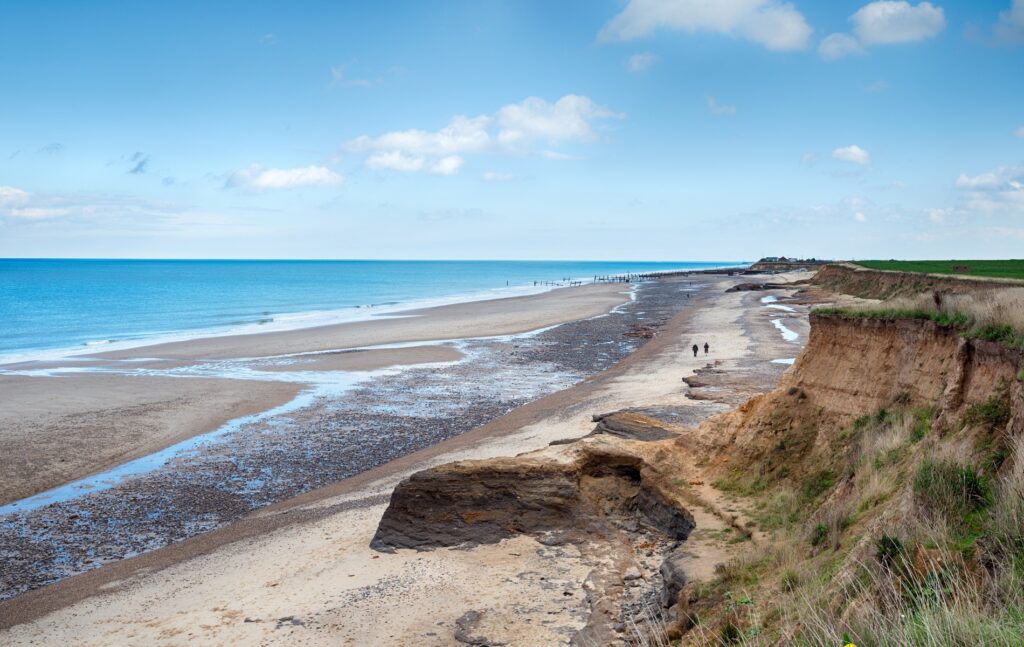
(926, 207), (950, 223)
(854, 211), (868, 222)
(497, 95), (622, 145)
(429, 155), (464, 176)
(800, 152), (818, 165)
(819, 32), (866, 60)
(482, 171), (515, 182)
(851, 1), (945, 45)
(347, 115), (492, 157)
(955, 171), (1003, 190)
(366, 151), (425, 172)
(0, 185), (30, 206)
(227, 164), (344, 190)
(0, 186), (193, 225)
(346, 95), (619, 175)
(626, 52), (660, 72)
(540, 150), (582, 161)
(996, 0), (1024, 43)
(955, 165), (1024, 215)
(1015, 126), (1024, 138)
(597, 0), (812, 51)
(330, 64), (372, 87)
(707, 96), (737, 115)
(832, 145), (872, 165)
(0, 187), (66, 219)
(8, 207), (71, 219)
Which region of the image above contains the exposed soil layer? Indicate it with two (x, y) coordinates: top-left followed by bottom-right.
(812, 262), (1024, 300)
(371, 414), (699, 645)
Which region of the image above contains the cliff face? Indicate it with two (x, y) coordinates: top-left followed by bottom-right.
(695, 313), (1024, 487)
(811, 263), (1020, 300)
(370, 310), (1024, 644)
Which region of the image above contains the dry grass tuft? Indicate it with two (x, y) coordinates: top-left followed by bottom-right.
(885, 287), (1024, 333)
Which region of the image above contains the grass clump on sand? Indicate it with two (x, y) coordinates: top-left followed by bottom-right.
(855, 259), (1024, 280)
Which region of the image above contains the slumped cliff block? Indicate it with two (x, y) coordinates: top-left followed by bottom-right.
(371, 438), (695, 552)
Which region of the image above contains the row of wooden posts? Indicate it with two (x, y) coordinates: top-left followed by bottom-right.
(527, 269), (729, 288)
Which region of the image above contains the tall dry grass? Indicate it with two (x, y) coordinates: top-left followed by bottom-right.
(886, 287), (1024, 331)
(680, 406), (1024, 646)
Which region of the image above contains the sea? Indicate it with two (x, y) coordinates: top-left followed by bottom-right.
(0, 259), (744, 363)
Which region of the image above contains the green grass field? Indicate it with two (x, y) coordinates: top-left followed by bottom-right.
(856, 260), (1024, 280)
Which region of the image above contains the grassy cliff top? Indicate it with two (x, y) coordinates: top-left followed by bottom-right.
(856, 259), (1024, 280)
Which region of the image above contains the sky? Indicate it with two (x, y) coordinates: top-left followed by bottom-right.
(1, 0), (1023, 261)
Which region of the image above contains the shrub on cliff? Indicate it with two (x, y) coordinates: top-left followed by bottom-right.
(913, 459), (991, 524)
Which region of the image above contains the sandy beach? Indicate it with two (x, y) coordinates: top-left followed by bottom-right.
(0, 375), (301, 506)
(1, 279), (662, 602)
(0, 283), (628, 507)
(92, 282), (632, 361)
(0, 271), (814, 644)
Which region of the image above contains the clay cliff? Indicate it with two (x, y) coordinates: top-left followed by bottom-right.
(811, 262), (1023, 299)
(693, 313), (1023, 484)
(371, 294), (1024, 644)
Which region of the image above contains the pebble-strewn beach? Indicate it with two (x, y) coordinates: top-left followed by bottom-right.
(0, 279), (701, 600)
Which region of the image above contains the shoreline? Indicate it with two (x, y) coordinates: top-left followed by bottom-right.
(0, 263), (746, 367)
(89, 282), (635, 361)
(0, 283), (634, 509)
(0, 278), (683, 602)
(0, 272), (813, 642)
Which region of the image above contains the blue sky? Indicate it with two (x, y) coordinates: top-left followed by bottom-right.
(1, 0), (1022, 261)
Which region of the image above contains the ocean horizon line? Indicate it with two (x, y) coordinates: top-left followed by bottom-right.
(0, 259), (746, 364)
(0, 257), (751, 264)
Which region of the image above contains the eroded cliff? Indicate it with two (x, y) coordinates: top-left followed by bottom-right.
(371, 307), (1024, 645)
(811, 262), (1023, 300)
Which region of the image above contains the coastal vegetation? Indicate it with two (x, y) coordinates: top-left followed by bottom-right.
(666, 272), (1024, 645)
(683, 394), (1024, 646)
(813, 287), (1024, 352)
(855, 260), (1024, 280)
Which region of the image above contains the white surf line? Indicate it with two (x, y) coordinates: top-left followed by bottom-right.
(760, 295), (778, 303)
(771, 318), (799, 342)
(772, 358), (796, 365)
(0, 300), (625, 512)
(0, 284), (647, 513)
(0, 279), (592, 367)
(766, 303), (796, 312)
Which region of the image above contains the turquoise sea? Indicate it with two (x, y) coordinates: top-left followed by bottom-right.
(0, 259), (743, 361)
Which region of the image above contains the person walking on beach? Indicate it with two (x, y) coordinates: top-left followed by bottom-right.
(692, 344), (699, 358)
(704, 342), (710, 355)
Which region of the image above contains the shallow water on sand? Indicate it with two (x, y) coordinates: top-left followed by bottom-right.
(0, 278), (702, 600)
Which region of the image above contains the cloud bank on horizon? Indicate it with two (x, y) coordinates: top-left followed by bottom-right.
(1, 0), (1022, 260)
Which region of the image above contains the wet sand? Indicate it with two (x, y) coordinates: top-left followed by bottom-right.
(93, 282), (631, 361)
(249, 345), (464, 373)
(0, 284), (625, 508)
(0, 280), (641, 602)
(0, 375), (301, 505)
(0, 272), (815, 644)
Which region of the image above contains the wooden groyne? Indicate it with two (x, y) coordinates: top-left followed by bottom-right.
(528, 267), (753, 288)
